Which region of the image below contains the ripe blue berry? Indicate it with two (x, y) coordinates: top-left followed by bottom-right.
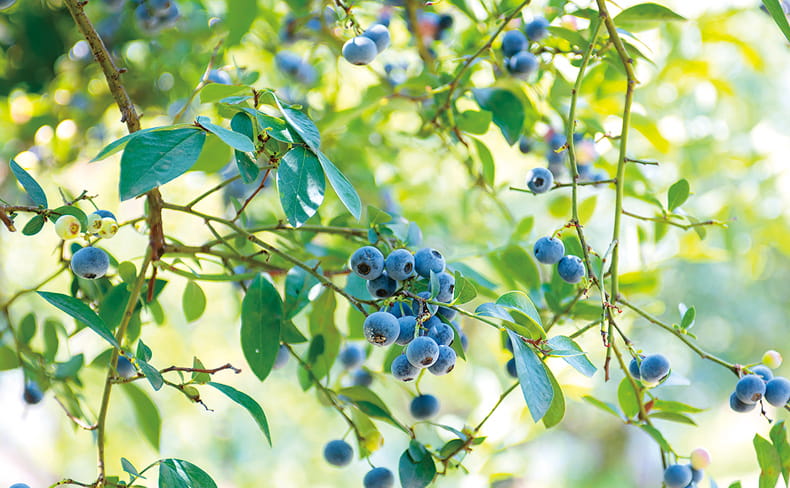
(533, 236), (565, 264)
(508, 51), (538, 77)
(367, 271), (398, 298)
(501, 29), (528, 57)
(391, 354), (419, 381)
(428, 345), (456, 375)
(275, 51), (303, 76)
(385, 249), (415, 281)
(663, 464), (692, 488)
(519, 136), (532, 154)
(362, 24), (391, 53)
(410, 394), (440, 420)
(273, 344), (289, 370)
(350, 246), (385, 280)
(342, 36), (378, 65)
(364, 466), (395, 488)
(557, 255), (585, 284)
(639, 354), (670, 385)
(765, 377), (790, 407)
(436, 272), (455, 302)
(751, 365), (774, 382)
(427, 322), (454, 347)
(526, 167), (554, 193)
(396, 315), (417, 345)
(9, 484), (31, 488)
(437, 306), (456, 320)
(207, 69), (232, 85)
(351, 369), (373, 388)
(412, 291), (438, 316)
(339, 344), (366, 369)
(387, 301), (413, 318)
(628, 355), (644, 379)
(506, 358), (517, 378)
(363, 312), (399, 346)
(414, 248), (446, 278)
(116, 356), (136, 379)
(406, 336), (440, 368)
(690, 466), (704, 483)
(525, 17), (550, 41)
(735, 374), (766, 404)
(323, 439), (353, 467)
(23, 381), (43, 404)
(71, 246), (110, 280)
(729, 391), (756, 412)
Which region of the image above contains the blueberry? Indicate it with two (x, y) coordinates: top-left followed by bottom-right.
(351, 369), (374, 388)
(751, 365), (774, 382)
(410, 394), (440, 420)
(273, 344), (289, 369)
(148, 0), (171, 14)
(427, 323), (454, 346)
(436, 272), (455, 302)
(387, 301), (413, 318)
(87, 210), (116, 233)
(385, 249), (415, 281)
(533, 236), (565, 264)
(391, 354), (419, 381)
(590, 170), (609, 186)
(690, 465), (703, 483)
(364, 466), (395, 488)
(294, 62), (317, 85)
(507, 51), (539, 78)
(396, 315), (418, 345)
(663, 464), (692, 488)
(414, 248), (446, 278)
(412, 291), (438, 316)
(628, 355), (644, 379)
(422, 314), (442, 331)
(363, 312), (399, 346)
(9, 484), (31, 488)
(23, 381), (43, 404)
(501, 29), (528, 57)
(339, 344), (366, 369)
(765, 377), (790, 407)
(735, 374), (766, 404)
(639, 354), (670, 384)
(557, 255), (585, 284)
(362, 24), (391, 53)
(526, 167), (554, 193)
(518, 136), (532, 154)
(275, 51), (303, 76)
(116, 356), (137, 379)
(367, 271), (398, 298)
(437, 306), (456, 320)
(729, 391), (756, 412)
(406, 336), (440, 368)
(547, 152), (566, 169)
(207, 69), (232, 85)
(428, 345), (456, 375)
(155, 3), (180, 29)
(323, 439), (353, 467)
(350, 246), (385, 280)
(525, 17), (550, 42)
(506, 357), (517, 378)
(71, 246), (110, 280)
(342, 36), (378, 65)
(548, 132), (567, 150)
(438, 14), (454, 31)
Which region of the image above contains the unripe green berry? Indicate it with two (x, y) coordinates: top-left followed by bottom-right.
(55, 215), (81, 240)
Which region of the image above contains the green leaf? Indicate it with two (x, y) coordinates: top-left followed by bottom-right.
(138, 357), (164, 391)
(277, 146), (326, 227)
(272, 95), (321, 151)
(196, 116), (255, 152)
(191, 357), (211, 384)
(613, 3), (686, 31)
(305, 291), (340, 382)
(472, 88), (524, 145)
(208, 382), (271, 445)
(763, 0), (790, 43)
(350, 408), (383, 457)
(508, 330), (553, 422)
(9, 159), (47, 207)
(680, 306), (696, 330)
(190, 134), (232, 173)
(754, 434), (782, 488)
(198, 83), (248, 104)
(182, 281), (207, 322)
(651, 399), (705, 414)
(284, 266), (320, 320)
(0, 346), (19, 371)
(582, 395), (622, 418)
(640, 424), (672, 452)
(240, 275), (284, 382)
(43, 319), (59, 362)
(54, 353), (84, 379)
(37, 291), (119, 348)
(316, 151), (362, 220)
(471, 137), (495, 187)
(542, 365), (565, 429)
(159, 458), (217, 488)
(648, 411), (697, 426)
(119, 128), (206, 201)
(338, 386), (407, 432)
(250, 110), (301, 143)
(456, 110), (492, 135)
(667, 178), (690, 211)
(121, 457), (143, 479)
(230, 112), (259, 183)
(769, 421), (790, 485)
(439, 438), (466, 458)
(21, 215), (45, 236)
(617, 377), (640, 419)
(497, 291), (545, 337)
(18, 314), (35, 343)
(225, 0), (257, 47)
(91, 127), (160, 162)
(546, 336), (596, 377)
(452, 270), (477, 304)
(122, 382), (161, 450)
(399, 442), (436, 488)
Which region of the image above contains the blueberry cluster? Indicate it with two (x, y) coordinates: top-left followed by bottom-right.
(628, 353), (672, 387)
(132, 0), (180, 33)
(322, 439), (395, 487)
(337, 343), (374, 387)
(500, 17), (549, 79)
(662, 448), (711, 488)
(533, 236), (585, 284)
(274, 51), (318, 85)
(729, 364), (790, 413)
(342, 24), (391, 66)
(55, 209), (118, 241)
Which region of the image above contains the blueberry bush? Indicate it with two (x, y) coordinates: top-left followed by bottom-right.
(2, 0), (790, 487)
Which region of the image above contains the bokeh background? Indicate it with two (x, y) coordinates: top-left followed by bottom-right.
(1, 0), (790, 486)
